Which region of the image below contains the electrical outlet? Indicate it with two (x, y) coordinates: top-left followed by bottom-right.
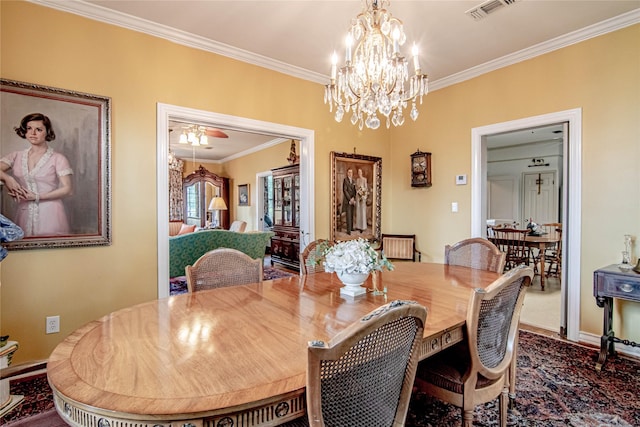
(46, 315), (60, 334)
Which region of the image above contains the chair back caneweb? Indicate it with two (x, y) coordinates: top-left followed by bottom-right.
(445, 238), (506, 273)
(186, 248), (262, 292)
(490, 228), (529, 270)
(476, 276), (530, 369)
(300, 239), (332, 275)
(310, 302), (426, 427)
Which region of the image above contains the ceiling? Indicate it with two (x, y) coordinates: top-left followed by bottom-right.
(168, 121), (287, 163)
(39, 0), (639, 160)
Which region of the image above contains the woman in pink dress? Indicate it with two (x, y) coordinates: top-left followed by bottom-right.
(0, 113), (73, 237)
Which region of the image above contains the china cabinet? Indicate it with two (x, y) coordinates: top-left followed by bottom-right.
(270, 164), (300, 270)
(182, 166), (229, 229)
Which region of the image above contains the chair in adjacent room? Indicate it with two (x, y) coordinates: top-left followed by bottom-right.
(299, 239), (332, 275)
(544, 226), (563, 278)
(229, 220), (247, 232)
(185, 248), (262, 292)
(445, 238), (506, 273)
(380, 234), (422, 262)
(414, 265), (533, 427)
(282, 300), (427, 427)
(489, 228), (530, 271)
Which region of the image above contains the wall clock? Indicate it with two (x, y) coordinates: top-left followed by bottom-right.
(410, 150), (432, 187)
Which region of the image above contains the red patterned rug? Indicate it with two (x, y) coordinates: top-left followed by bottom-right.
(407, 331), (640, 426)
(169, 266), (296, 295)
(3, 332), (639, 426)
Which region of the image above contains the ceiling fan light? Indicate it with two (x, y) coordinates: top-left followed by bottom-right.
(179, 132), (188, 144)
(200, 135), (208, 145)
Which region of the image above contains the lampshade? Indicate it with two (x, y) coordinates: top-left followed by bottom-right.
(208, 197), (228, 211)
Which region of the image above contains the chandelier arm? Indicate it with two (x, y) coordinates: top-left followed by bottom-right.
(326, 0), (428, 128)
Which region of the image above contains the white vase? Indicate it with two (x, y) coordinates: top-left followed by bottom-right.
(337, 271), (369, 297)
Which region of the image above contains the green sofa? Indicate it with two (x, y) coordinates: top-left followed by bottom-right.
(169, 229), (274, 278)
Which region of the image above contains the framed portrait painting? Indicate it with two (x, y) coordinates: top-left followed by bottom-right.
(330, 151), (382, 243)
(0, 79), (111, 250)
(238, 184), (249, 206)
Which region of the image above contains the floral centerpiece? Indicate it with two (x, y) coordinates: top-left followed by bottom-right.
(323, 238), (393, 296)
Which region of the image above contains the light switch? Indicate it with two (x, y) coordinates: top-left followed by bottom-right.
(451, 202), (458, 212)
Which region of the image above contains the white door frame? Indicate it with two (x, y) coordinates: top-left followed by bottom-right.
(157, 104), (315, 298)
(255, 170), (272, 231)
(471, 108), (582, 342)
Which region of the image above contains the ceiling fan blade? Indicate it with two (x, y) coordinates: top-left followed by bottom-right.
(205, 128), (229, 138)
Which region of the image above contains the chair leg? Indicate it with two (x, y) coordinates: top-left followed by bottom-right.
(462, 409), (474, 427)
(500, 388), (509, 427)
(508, 339), (518, 409)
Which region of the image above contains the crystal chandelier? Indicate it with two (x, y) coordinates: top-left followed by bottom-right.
(324, 0), (428, 130)
(179, 125), (209, 146)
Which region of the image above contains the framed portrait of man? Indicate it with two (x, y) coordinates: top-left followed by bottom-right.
(330, 151), (382, 243)
(0, 79), (111, 250)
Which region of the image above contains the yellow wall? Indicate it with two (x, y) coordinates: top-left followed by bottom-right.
(222, 140), (293, 231)
(1, 2), (638, 362)
(389, 25), (640, 339)
(0, 2), (388, 362)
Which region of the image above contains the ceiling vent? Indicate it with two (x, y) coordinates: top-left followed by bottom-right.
(466, 0), (520, 21)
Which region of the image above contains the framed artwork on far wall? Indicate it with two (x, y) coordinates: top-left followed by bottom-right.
(0, 78), (111, 250)
(238, 184), (249, 206)
(330, 151), (382, 243)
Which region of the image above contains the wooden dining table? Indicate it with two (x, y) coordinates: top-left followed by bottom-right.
(47, 263), (500, 427)
(525, 231), (561, 290)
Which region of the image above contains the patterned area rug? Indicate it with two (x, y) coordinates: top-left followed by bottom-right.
(407, 331), (640, 426)
(169, 266), (296, 295)
(3, 332), (639, 426)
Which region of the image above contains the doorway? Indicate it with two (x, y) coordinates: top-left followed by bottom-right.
(471, 108), (582, 342)
(156, 103), (316, 298)
(256, 171), (273, 232)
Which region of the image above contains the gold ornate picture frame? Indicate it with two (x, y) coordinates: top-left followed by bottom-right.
(330, 152), (382, 243)
(0, 79), (111, 250)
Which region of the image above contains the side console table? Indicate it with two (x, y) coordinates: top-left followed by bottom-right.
(593, 264), (640, 370)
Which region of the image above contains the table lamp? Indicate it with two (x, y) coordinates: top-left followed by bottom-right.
(208, 197), (227, 228)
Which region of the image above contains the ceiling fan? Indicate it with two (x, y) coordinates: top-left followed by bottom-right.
(177, 124), (228, 146)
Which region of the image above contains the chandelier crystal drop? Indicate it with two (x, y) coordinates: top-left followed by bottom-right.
(324, 0), (428, 130)
(178, 125), (209, 146)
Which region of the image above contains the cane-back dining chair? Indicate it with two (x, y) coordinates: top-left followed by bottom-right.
(489, 228), (530, 271)
(415, 265), (533, 427)
(283, 300), (427, 427)
(185, 248), (262, 292)
(445, 238), (506, 273)
(300, 239), (332, 275)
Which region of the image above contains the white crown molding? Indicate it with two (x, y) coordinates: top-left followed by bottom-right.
(29, 1), (640, 90)
(431, 8), (640, 91)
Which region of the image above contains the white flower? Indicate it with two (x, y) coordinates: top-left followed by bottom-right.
(323, 238), (393, 274)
